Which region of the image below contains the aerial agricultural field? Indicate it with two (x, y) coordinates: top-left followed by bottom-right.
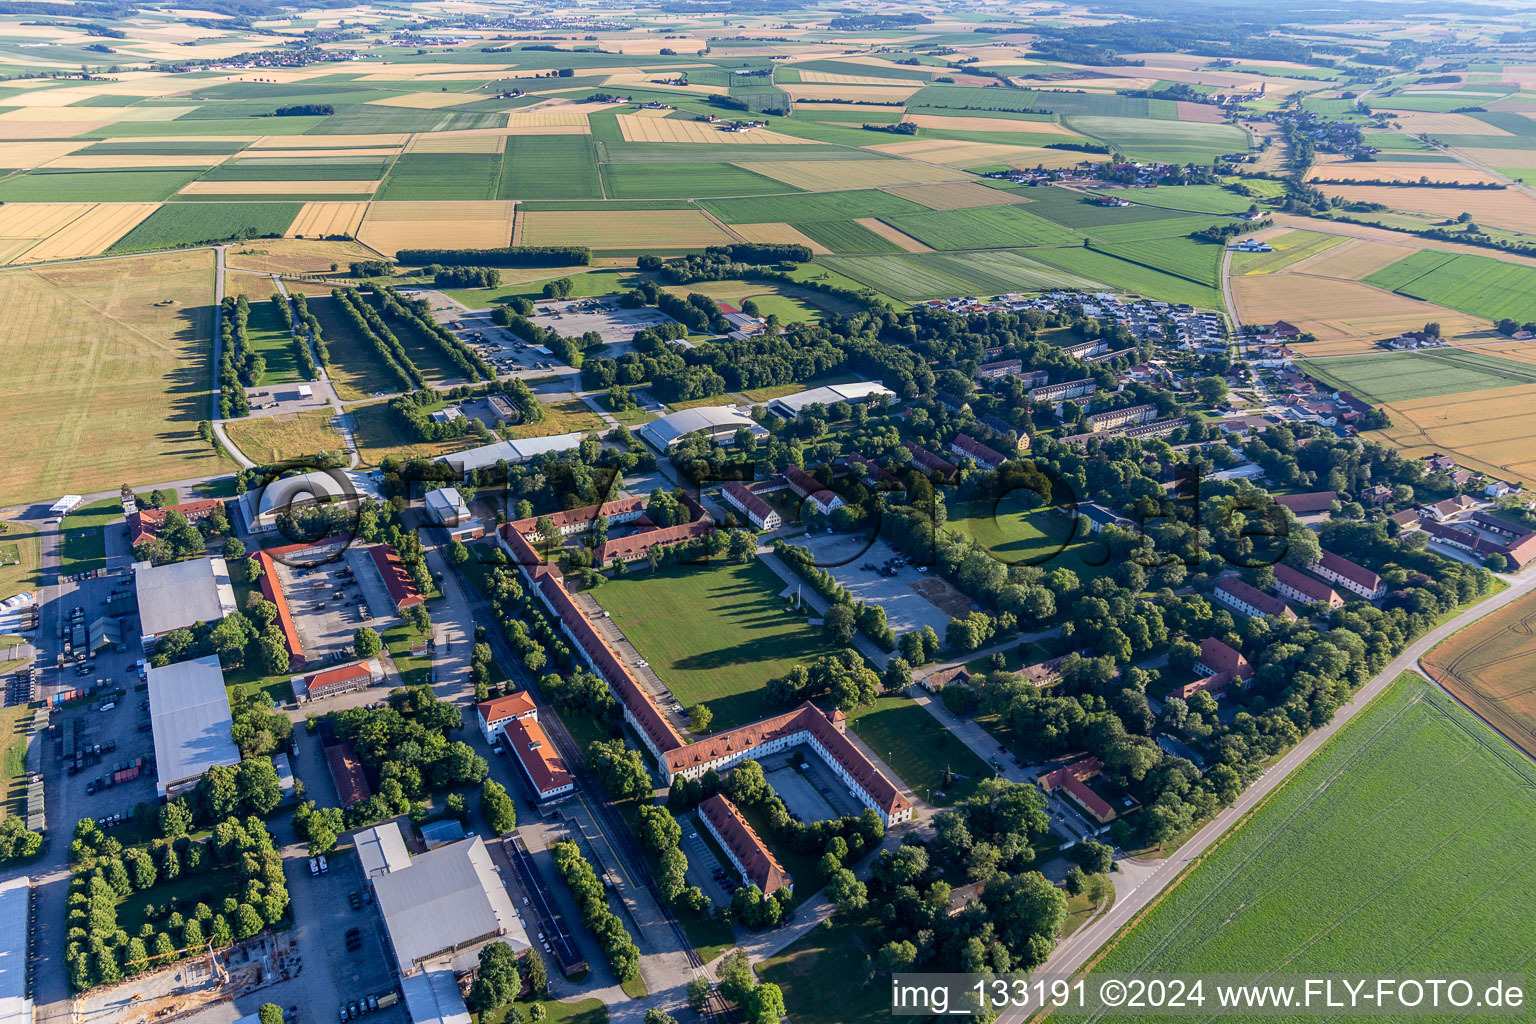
(823, 250), (1103, 302)
(223, 411), (342, 464)
(882, 181), (1034, 211)
(728, 222), (830, 255)
(881, 204), (1084, 250)
(516, 209), (733, 249)
(1374, 383), (1536, 486)
(734, 158), (968, 191)
(9, 203), (162, 262)
(107, 202), (301, 254)
(1026, 245), (1222, 308)
(1055, 674), (1536, 1023)
(1065, 116), (1250, 163)
(1366, 250), (1536, 323)
(357, 201), (516, 256)
(1228, 229), (1347, 274)
(1319, 183), (1536, 233)
(1231, 269), (1488, 353)
(286, 202), (368, 239)
(1425, 591), (1536, 758)
(791, 219), (903, 254)
(498, 136), (603, 200)
(1298, 350), (1536, 403)
(0, 250), (218, 506)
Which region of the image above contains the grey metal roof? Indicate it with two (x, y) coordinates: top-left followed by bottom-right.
(134, 557), (237, 638)
(436, 432), (588, 476)
(767, 381), (894, 417)
(0, 877), (29, 1024)
(356, 820), (412, 878)
(146, 654), (239, 792)
(400, 968), (472, 1024)
(373, 837), (527, 973)
(639, 405), (763, 449)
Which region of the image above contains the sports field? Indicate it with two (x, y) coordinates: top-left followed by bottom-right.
(591, 560), (841, 731)
(0, 250), (219, 506)
(1055, 673), (1536, 1020)
(1424, 591), (1536, 758)
(1298, 350), (1536, 403)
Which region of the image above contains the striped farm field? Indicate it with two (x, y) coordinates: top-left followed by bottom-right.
(1298, 349), (1536, 403)
(852, 218), (932, 252)
(358, 201), (516, 256)
(881, 204), (1083, 249)
(1228, 229), (1346, 274)
(0, 203), (94, 240)
(1305, 159), (1501, 185)
(365, 91), (476, 110)
(615, 115), (811, 145)
(881, 181), (1032, 210)
(735, 158), (967, 191)
(107, 202), (303, 254)
(503, 111), (592, 129)
(249, 134), (409, 148)
(516, 209), (733, 249)
(1365, 250), (1536, 322)
(0, 141), (89, 168)
(18, 203), (160, 261)
(796, 71), (927, 86)
(405, 133), (506, 154)
(902, 114), (1083, 135)
(1259, 235), (1403, 279)
(1318, 183), (1536, 233)
(793, 219), (904, 254)
(42, 153), (229, 169)
(1424, 590), (1536, 756)
(782, 84), (922, 103)
(822, 249), (1103, 301)
(1376, 384), (1536, 486)
(180, 180), (380, 195)
(865, 137), (1076, 169)
(287, 201), (368, 238)
(730, 222), (831, 255)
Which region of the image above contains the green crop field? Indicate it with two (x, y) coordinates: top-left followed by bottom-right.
(377, 152), (502, 201)
(82, 140), (252, 156)
(1024, 245), (1223, 307)
(820, 249), (1103, 301)
(598, 161), (791, 199)
(308, 107), (506, 134)
(1055, 674), (1536, 1022)
(881, 204), (1084, 250)
(1229, 229), (1346, 274)
(1092, 235), (1225, 287)
(198, 158), (391, 181)
(792, 219), (903, 254)
(1298, 350), (1536, 402)
(1066, 116), (1250, 163)
(590, 560), (841, 731)
(702, 188), (927, 224)
(996, 185), (1192, 229)
(0, 169), (202, 203)
(1116, 184), (1258, 215)
(497, 135), (602, 200)
(1365, 250), (1536, 323)
(107, 202), (302, 253)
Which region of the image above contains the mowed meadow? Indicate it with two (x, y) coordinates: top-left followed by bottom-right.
(1054, 674), (1536, 1024)
(0, 250), (219, 505)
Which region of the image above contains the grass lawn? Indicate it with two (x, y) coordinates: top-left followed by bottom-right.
(0, 522), (40, 601)
(590, 561), (840, 731)
(1059, 878), (1115, 939)
(348, 401), (476, 468)
(61, 497), (123, 575)
(243, 295), (303, 386)
(0, 705), (33, 819)
(1053, 673), (1536, 1019)
(479, 997), (607, 1024)
(846, 696), (990, 807)
(224, 412), (344, 464)
(308, 295), (407, 402)
(503, 398), (604, 440)
(0, 251), (221, 508)
(116, 860), (243, 937)
(383, 620), (433, 685)
(946, 499), (1114, 583)
(757, 916), (889, 1024)
(441, 267), (638, 308)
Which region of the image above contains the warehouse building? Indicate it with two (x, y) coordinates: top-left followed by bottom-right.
(238, 470), (378, 535)
(133, 557), (238, 652)
(767, 381), (894, 421)
(355, 820), (412, 881)
(638, 405), (765, 451)
(435, 433), (589, 479)
(0, 877), (29, 1024)
(147, 655), (239, 798)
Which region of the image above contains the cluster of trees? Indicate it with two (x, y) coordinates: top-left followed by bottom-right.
(863, 120), (919, 134)
(269, 294), (316, 380)
(218, 295), (254, 419)
(396, 245), (591, 268)
(433, 266), (501, 288)
(715, 949), (787, 1024)
(766, 649), (889, 713)
(467, 941), (525, 1014)
(191, 759), (285, 822)
(0, 817), (42, 865)
(229, 679), (295, 758)
(289, 292), (329, 368)
(481, 778), (518, 835)
(550, 838), (641, 982)
(376, 285), (495, 380)
(332, 287), (421, 392)
(635, 804), (708, 913)
(293, 800), (344, 856)
(1190, 220), (1260, 243)
(149, 601), (290, 681)
(774, 540), (895, 648)
(272, 102), (332, 115)
(587, 738), (651, 801)
(389, 388), (485, 444)
(330, 686), (489, 824)
(350, 260), (391, 277)
(67, 816), (289, 991)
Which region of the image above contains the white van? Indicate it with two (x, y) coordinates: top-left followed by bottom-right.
(99, 703), (115, 713)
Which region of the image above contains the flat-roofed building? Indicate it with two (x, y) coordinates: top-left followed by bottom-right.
(0, 876), (30, 1024)
(767, 381), (895, 421)
(436, 433), (589, 479)
(147, 655), (239, 798)
(698, 794), (791, 894)
(134, 557), (238, 651)
(356, 820), (412, 880)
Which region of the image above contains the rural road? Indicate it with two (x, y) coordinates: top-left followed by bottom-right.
(997, 567), (1536, 1019)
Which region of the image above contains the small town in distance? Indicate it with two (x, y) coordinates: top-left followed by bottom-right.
(4, 1), (1536, 1024)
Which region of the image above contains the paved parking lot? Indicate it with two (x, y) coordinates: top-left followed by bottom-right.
(276, 557), (376, 661)
(761, 748), (866, 822)
(799, 534), (954, 635)
(527, 297), (677, 347)
(677, 814), (734, 908)
(300, 851), (402, 1018)
(343, 547), (403, 626)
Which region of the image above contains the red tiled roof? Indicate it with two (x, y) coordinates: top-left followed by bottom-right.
(304, 662), (373, 699)
(1040, 757), (1114, 823)
(1166, 674), (1230, 702)
(1198, 637), (1252, 680)
(904, 441), (957, 477)
(1273, 562), (1342, 606)
(369, 544), (424, 610)
(699, 794), (791, 894)
(1273, 491), (1337, 514)
(325, 742), (370, 807)
(594, 520), (711, 564)
(845, 452), (898, 485)
(478, 691), (537, 727)
(1316, 550), (1381, 594)
(128, 499), (225, 548)
(952, 432), (1005, 468)
(504, 715), (572, 798)
(1217, 577), (1296, 620)
(254, 551), (304, 666)
(723, 481), (776, 525)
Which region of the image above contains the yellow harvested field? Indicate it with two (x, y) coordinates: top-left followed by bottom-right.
(1231, 271), (1487, 354)
(615, 115), (810, 145)
(179, 180), (380, 195)
(43, 153), (229, 169)
(0, 203), (93, 239)
(782, 83), (922, 103)
(0, 106), (144, 124)
(505, 111), (592, 128)
(249, 134), (408, 148)
(358, 201), (516, 256)
(630, 106), (677, 118)
(1459, 147), (1536, 169)
(902, 114), (1079, 135)
(17, 203), (159, 262)
(230, 147), (400, 160)
(1394, 111), (1513, 135)
(1316, 183), (1536, 233)
(0, 239), (40, 264)
(365, 91), (480, 110)
(521, 100), (625, 116)
(0, 121), (112, 140)
(502, 124), (590, 136)
(517, 209), (732, 249)
(1377, 384), (1536, 486)
(730, 222), (831, 255)
(1285, 237), (1415, 280)
(225, 238), (374, 275)
(796, 70), (926, 86)
(866, 137), (1066, 168)
(1269, 212), (1536, 269)
(854, 217), (932, 252)
(0, 249), (220, 506)
(735, 158), (967, 191)
(1472, 340), (1536, 367)
(405, 133), (505, 153)
(0, 141), (88, 167)
(224, 412), (342, 464)
(882, 181), (1031, 210)
(286, 202), (368, 239)
(1307, 157), (1500, 185)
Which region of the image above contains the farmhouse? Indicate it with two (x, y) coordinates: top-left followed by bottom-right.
(146, 654), (239, 798)
(476, 691), (537, 745)
(722, 481), (782, 530)
(1038, 757), (1119, 824)
(1215, 577), (1297, 621)
(133, 556), (238, 652)
(638, 405), (765, 451)
(368, 544), (425, 613)
(784, 466), (844, 515)
(1273, 563), (1343, 608)
(1273, 491), (1337, 515)
(292, 658), (384, 703)
(949, 432), (1006, 469)
(1087, 403), (1156, 432)
(1424, 495), (1479, 522)
(698, 794), (792, 895)
(127, 498), (225, 548)
(767, 381), (894, 422)
(1312, 550), (1385, 600)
